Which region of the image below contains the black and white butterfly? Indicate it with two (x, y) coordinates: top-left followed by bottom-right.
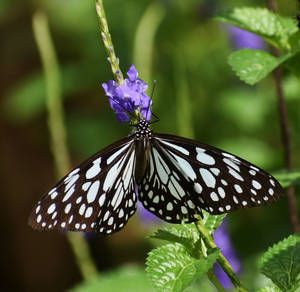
(29, 119), (283, 235)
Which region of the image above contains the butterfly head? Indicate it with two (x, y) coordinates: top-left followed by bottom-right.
(135, 119), (152, 141)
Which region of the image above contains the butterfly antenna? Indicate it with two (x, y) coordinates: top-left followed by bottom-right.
(145, 80), (156, 122)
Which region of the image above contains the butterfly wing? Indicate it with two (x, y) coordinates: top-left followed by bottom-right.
(138, 133), (283, 222)
(28, 137), (137, 235)
(137, 138), (204, 223)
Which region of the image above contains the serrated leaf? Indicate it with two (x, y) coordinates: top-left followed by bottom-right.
(228, 49), (296, 85)
(150, 228), (194, 248)
(273, 169), (300, 188)
(228, 49), (279, 85)
(202, 211), (226, 234)
(256, 286), (282, 292)
(150, 223), (200, 253)
(258, 234), (300, 292)
(69, 265), (151, 292)
(146, 243), (219, 292)
(216, 7), (298, 48)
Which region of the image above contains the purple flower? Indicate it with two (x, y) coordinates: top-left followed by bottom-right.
(213, 218), (241, 289)
(102, 65), (152, 123)
(137, 202), (164, 225)
(227, 25), (266, 50)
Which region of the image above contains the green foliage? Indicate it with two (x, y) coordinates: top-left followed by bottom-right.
(228, 49), (280, 85)
(150, 212), (226, 246)
(147, 214), (225, 292)
(273, 169), (300, 188)
(146, 243), (219, 292)
(202, 212), (227, 235)
(217, 7), (300, 85)
(69, 265), (151, 292)
(216, 7), (298, 48)
(256, 286), (282, 292)
(258, 234), (300, 292)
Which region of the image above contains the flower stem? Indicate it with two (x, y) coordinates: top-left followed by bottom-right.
(267, 0), (300, 234)
(207, 269), (227, 292)
(32, 10), (98, 280)
(194, 219), (248, 292)
(95, 0), (124, 85)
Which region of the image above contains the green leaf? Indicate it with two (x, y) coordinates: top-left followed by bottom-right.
(216, 7), (298, 48)
(150, 213), (225, 247)
(69, 265), (151, 292)
(228, 49), (280, 85)
(146, 243), (219, 292)
(150, 223), (199, 242)
(256, 286), (282, 292)
(258, 234), (300, 292)
(273, 169), (300, 188)
(202, 211), (226, 235)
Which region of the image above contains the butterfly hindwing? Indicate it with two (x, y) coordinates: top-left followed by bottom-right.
(137, 140), (204, 223)
(138, 133), (283, 219)
(28, 137), (138, 235)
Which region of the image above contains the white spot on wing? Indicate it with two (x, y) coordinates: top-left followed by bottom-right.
(86, 158), (101, 179)
(194, 183), (202, 194)
(82, 182), (92, 191)
(47, 203), (56, 214)
(64, 203), (71, 214)
(63, 185), (75, 202)
(210, 168), (220, 176)
(223, 158), (240, 172)
(87, 180), (100, 203)
(50, 191), (58, 199)
(85, 207), (93, 218)
(218, 187), (226, 198)
(228, 168), (244, 181)
(200, 168), (216, 188)
(234, 184), (243, 194)
(210, 192), (219, 201)
(65, 174), (79, 192)
(107, 143), (131, 164)
(252, 180), (262, 189)
(196, 148), (215, 165)
(160, 140), (189, 155)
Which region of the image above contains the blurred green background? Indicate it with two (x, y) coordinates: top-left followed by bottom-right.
(1, 0), (300, 291)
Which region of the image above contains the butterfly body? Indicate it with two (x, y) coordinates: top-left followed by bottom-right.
(134, 119), (152, 182)
(29, 119), (283, 235)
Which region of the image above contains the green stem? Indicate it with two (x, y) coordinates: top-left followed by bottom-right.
(207, 269), (227, 292)
(95, 0), (124, 85)
(32, 10), (98, 280)
(194, 219), (248, 292)
(95, 0), (140, 121)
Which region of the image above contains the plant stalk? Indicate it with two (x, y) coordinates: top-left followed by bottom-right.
(95, 0), (124, 85)
(32, 10), (98, 280)
(195, 219), (248, 292)
(267, 0), (300, 233)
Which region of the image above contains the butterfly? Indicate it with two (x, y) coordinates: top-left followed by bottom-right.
(28, 118), (283, 235)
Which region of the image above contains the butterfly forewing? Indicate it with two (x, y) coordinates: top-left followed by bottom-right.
(147, 134), (283, 215)
(28, 137), (138, 235)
